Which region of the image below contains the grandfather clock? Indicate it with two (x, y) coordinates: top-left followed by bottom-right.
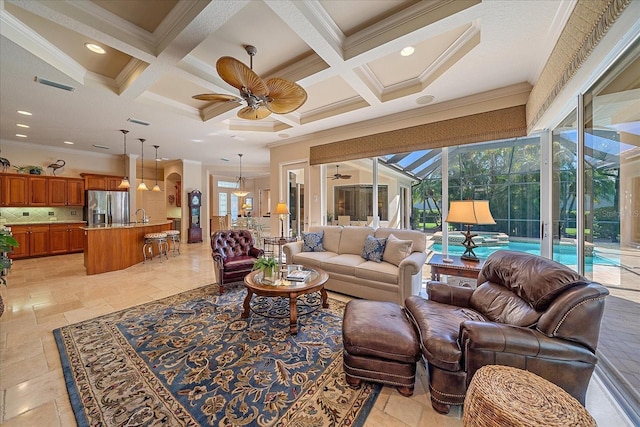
(187, 190), (203, 243)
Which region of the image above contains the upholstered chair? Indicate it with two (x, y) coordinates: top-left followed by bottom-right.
(405, 250), (609, 414)
(211, 230), (264, 289)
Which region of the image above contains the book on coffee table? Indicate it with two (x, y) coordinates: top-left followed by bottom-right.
(287, 269), (311, 282)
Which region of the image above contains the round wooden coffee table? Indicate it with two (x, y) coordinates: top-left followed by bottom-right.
(242, 267), (329, 335)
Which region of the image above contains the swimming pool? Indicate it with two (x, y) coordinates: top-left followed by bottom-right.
(430, 241), (620, 269)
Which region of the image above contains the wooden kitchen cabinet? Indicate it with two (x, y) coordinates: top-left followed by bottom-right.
(67, 179), (85, 206)
(50, 223), (84, 254)
(48, 178), (85, 206)
(9, 223), (85, 258)
(29, 176), (49, 206)
(2, 174), (28, 206)
(8, 224), (50, 258)
(49, 224), (69, 254)
(8, 226), (29, 258)
(49, 178), (67, 206)
(81, 173), (126, 191)
(69, 224), (85, 252)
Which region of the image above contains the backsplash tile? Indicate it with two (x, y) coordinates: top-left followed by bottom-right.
(0, 207), (82, 224)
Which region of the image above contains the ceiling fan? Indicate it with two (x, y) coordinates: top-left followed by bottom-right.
(192, 45), (307, 120)
(330, 165), (352, 180)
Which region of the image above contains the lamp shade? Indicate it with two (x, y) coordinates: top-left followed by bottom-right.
(274, 202), (289, 215)
(446, 200), (496, 225)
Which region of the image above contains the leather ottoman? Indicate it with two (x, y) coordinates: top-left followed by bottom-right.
(342, 299), (420, 396)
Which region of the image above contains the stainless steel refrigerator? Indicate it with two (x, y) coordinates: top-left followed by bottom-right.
(84, 191), (130, 226)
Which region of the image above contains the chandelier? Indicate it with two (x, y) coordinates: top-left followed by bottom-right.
(137, 138), (148, 191)
(233, 153), (249, 197)
(152, 145), (161, 192)
(117, 129), (130, 189)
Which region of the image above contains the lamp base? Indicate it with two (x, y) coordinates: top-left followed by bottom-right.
(460, 226), (479, 261)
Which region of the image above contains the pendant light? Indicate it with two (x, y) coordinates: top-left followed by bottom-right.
(137, 138), (149, 191)
(233, 153), (249, 197)
(152, 145), (161, 192)
(117, 129), (130, 189)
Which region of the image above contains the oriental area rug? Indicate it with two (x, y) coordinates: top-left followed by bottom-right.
(54, 283), (380, 427)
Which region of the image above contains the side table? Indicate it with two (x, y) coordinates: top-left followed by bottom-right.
(427, 254), (484, 281)
(263, 236), (297, 266)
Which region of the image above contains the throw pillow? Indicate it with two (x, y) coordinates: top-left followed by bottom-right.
(361, 235), (387, 262)
(302, 231), (325, 252)
(383, 234), (413, 266)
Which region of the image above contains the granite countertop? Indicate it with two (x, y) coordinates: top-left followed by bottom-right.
(3, 220), (87, 226)
(82, 220), (172, 230)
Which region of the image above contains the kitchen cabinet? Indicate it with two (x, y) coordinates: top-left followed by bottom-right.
(9, 223), (85, 259)
(67, 179), (85, 206)
(48, 178), (85, 206)
(9, 224), (50, 258)
(0, 174), (85, 207)
(49, 223), (85, 254)
(2, 174), (28, 206)
(81, 173), (126, 191)
(29, 176), (49, 206)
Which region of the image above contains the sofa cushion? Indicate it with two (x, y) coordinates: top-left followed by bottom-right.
(302, 230), (325, 252)
(322, 254), (367, 276)
(355, 261), (398, 284)
(291, 251), (337, 269)
(362, 235), (387, 262)
(383, 234), (413, 266)
(338, 226), (374, 255)
(309, 225), (342, 253)
(375, 228), (427, 253)
(470, 282), (542, 327)
(405, 296), (486, 372)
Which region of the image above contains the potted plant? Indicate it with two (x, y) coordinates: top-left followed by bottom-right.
(13, 165), (44, 175)
(0, 230), (19, 317)
(253, 256), (278, 283)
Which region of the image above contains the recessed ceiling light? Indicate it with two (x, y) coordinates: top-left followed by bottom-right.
(192, 139), (203, 143)
(400, 46), (415, 56)
(16, 134), (27, 138)
(64, 141), (74, 145)
(85, 43), (105, 54)
(231, 135), (246, 141)
(278, 133), (290, 138)
(17, 110), (32, 116)
(16, 123), (29, 128)
(416, 95), (435, 105)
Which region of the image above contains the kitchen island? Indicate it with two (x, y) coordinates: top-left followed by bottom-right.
(83, 220), (172, 275)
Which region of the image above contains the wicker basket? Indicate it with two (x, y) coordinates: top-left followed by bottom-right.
(463, 365), (596, 426)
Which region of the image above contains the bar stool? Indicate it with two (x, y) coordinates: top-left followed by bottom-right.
(165, 230), (180, 256)
(143, 232), (169, 263)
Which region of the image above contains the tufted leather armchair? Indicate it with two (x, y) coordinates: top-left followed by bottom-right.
(405, 250), (609, 414)
(211, 230), (264, 288)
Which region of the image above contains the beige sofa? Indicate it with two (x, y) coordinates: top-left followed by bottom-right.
(283, 226), (428, 305)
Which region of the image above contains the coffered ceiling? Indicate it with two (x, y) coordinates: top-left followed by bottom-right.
(0, 0), (574, 175)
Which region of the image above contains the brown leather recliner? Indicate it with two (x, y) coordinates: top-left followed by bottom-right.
(405, 250), (609, 414)
(211, 230), (264, 288)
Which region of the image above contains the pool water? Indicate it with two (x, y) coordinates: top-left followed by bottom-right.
(431, 241), (620, 269)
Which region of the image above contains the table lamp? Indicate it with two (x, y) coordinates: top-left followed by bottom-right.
(274, 202), (290, 239)
(445, 200), (496, 262)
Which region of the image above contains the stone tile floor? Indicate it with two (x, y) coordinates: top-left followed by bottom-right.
(0, 243), (633, 426)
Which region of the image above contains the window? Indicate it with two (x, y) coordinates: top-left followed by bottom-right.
(334, 185), (388, 221)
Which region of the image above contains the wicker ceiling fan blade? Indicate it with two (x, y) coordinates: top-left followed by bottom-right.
(237, 106), (272, 120)
(216, 56), (268, 96)
(264, 78), (308, 114)
(192, 93), (242, 102)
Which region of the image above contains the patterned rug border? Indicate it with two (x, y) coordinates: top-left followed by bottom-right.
(54, 282), (381, 427)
